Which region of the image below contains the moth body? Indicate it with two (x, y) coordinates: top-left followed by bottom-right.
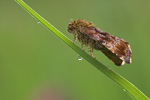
(67, 19), (132, 66)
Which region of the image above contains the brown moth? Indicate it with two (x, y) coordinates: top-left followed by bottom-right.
(67, 19), (132, 66)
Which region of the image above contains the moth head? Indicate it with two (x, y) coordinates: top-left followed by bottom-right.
(67, 23), (75, 34)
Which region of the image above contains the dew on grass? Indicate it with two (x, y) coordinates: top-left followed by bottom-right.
(77, 55), (82, 61)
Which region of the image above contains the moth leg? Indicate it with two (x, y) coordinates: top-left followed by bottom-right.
(81, 43), (83, 49)
(73, 30), (78, 43)
(81, 44), (86, 51)
(84, 45), (86, 51)
(73, 35), (77, 43)
(90, 46), (95, 58)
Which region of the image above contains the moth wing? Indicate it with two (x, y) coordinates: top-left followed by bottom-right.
(101, 34), (132, 64)
(81, 27), (132, 65)
(102, 48), (125, 66)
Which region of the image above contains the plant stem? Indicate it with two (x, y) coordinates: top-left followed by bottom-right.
(16, 0), (149, 100)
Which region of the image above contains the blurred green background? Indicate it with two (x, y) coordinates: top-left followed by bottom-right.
(0, 0), (150, 100)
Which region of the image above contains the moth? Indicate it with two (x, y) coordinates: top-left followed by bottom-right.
(67, 19), (132, 66)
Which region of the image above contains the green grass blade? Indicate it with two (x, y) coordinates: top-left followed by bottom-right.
(15, 0), (150, 100)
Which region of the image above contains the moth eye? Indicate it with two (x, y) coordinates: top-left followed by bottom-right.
(67, 24), (74, 33)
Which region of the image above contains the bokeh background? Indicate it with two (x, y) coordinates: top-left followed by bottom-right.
(0, 0), (150, 100)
